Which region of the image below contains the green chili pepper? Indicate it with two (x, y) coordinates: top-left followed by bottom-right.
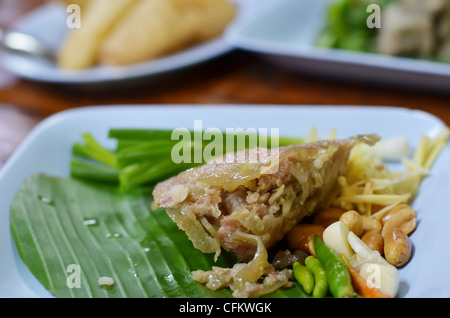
(314, 235), (354, 298)
(293, 262), (314, 295)
(305, 256), (328, 298)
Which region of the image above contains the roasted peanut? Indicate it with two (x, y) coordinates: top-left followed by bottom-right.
(384, 227), (412, 267)
(339, 210), (364, 237)
(361, 230), (384, 255)
(361, 215), (382, 234)
(286, 224), (325, 254)
(313, 206), (346, 228)
(381, 207), (416, 237)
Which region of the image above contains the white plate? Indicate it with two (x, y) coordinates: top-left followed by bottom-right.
(0, 105), (449, 298)
(0, 1), (249, 85)
(225, 0), (450, 92)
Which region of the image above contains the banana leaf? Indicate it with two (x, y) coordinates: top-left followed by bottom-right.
(10, 174), (309, 298)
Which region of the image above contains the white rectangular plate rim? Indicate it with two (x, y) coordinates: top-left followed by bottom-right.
(1, 104), (449, 298)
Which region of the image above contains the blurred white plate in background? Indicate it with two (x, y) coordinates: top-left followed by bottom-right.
(0, 0), (250, 85)
(225, 0), (450, 92)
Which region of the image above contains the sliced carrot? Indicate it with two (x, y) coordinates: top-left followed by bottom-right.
(340, 255), (391, 298)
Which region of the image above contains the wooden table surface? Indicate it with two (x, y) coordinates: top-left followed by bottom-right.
(1, 0), (449, 171)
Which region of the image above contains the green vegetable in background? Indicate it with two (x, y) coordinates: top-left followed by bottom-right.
(317, 0), (394, 51)
(293, 262), (314, 295)
(314, 235), (354, 298)
(305, 256), (328, 298)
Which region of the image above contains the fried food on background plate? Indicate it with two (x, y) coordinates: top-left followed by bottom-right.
(100, 0), (236, 66)
(56, 0), (236, 69)
(57, 0), (138, 69)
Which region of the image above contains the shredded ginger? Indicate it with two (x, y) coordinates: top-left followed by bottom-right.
(333, 128), (449, 215)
